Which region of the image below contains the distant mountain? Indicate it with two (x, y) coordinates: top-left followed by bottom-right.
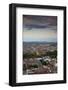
(23, 41), (57, 44)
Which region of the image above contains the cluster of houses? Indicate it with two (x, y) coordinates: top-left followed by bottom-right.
(23, 56), (57, 75)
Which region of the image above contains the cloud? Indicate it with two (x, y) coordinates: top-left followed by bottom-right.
(23, 15), (57, 30)
(23, 15), (57, 42)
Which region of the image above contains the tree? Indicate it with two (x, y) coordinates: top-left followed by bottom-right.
(32, 64), (38, 68)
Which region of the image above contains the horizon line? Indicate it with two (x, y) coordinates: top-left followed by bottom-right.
(23, 41), (57, 43)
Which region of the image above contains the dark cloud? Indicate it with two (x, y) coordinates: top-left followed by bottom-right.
(23, 15), (57, 30)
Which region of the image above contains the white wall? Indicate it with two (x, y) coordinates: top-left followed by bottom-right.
(0, 0), (68, 89)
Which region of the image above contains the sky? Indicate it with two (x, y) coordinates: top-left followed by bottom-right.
(23, 15), (57, 42)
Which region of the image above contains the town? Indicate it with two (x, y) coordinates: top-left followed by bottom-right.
(23, 42), (57, 75)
